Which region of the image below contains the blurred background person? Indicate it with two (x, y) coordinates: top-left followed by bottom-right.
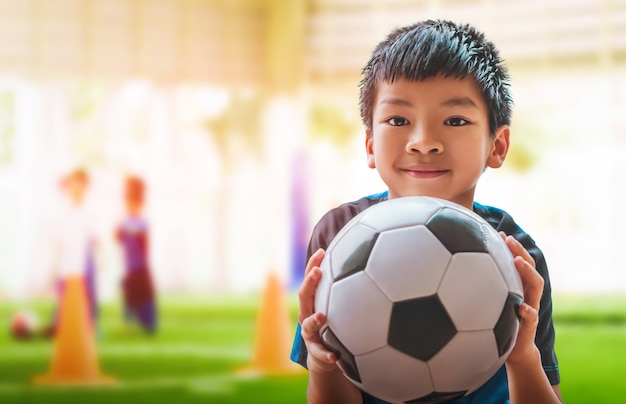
(46, 167), (99, 337)
(116, 175), (157, 334)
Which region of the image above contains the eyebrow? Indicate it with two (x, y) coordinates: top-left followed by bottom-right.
(440, 97), (479, 108)
(378, 96), (479, 109)
(378, 97), (413, 107)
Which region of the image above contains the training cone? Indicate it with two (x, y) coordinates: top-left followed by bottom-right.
(33, 275), (116, 385)
(239, 272), (304, 375)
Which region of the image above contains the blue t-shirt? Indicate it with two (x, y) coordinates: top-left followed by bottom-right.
(290, 192), (559, 403)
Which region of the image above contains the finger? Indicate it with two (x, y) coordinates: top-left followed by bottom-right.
(308, 340), (337, 363)
(502, 233), (535, 268)
(304, 249), (325, 277)
(514, 256), (543, 310)
(516, 302), (539, 342)
(300, 311), (326, 339)
(298, 249), (326, 323)
(518, 303), (539, 327)
(301, 312), (337, 363)
(298, 267), (322, 323)
(500, 232), (533, 265)
(510, 303), (539, 359)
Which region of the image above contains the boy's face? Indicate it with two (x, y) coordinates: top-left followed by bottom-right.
(366, 75), (509, 209)
(66, 175), (88, 202)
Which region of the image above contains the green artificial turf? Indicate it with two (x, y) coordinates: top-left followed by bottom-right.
(557, 324), (626, 403)
(0, 296), (308, 404)
(0, 294), (624, 403)
(550, 294), (626, 403)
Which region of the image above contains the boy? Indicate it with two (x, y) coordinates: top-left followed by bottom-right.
(291, 20), (563, 403)
(116, 175), (157, 333)
(47, 168), (99, 335)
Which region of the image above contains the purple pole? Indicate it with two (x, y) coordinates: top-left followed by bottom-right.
(289, 150), (310, 290)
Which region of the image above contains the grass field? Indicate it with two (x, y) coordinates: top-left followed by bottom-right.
(0, 294), (625, 403)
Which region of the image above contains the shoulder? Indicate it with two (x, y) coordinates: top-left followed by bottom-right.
(309, 192), (388, 253)
(318, 191), (388, 227)
(472, 202), (518, 233)
(473, 201), (550, 276)
(473, 202), (535, 244)
(473, 201), (545, 261)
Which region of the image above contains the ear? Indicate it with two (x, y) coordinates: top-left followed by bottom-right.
(365, 128), (376, 168)
(486, 125), (510, 169)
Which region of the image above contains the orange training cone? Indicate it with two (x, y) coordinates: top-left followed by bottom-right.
(239, 272), (304, 375)
(33, 275), (116, 385)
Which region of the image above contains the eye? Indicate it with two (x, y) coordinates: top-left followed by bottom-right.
(445, 117), (468, 127)
(387, 117), (409, 126)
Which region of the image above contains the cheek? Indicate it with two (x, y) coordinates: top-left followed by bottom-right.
(375, 142), (396, 162)
(456, 135), (491, 157)
(375, 133), (401, 153)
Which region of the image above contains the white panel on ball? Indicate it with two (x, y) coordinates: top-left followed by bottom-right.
(366, 226), (452, 301)
(439, 253), (508, 331)
(358, 196), (441, 231)
(356, 345), (433, 403)
(428, 330), (500, 393)
(327, 272), (392, 355)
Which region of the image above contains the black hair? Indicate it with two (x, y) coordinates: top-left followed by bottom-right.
(359, 20), (512, 134)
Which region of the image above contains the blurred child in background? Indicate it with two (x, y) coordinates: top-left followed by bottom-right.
(47, 167), (99, 336)
(116, 175), (157, 334)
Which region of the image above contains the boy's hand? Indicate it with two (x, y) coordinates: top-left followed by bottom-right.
(500, 232), (544, 364)
(298, 248), (339, 373)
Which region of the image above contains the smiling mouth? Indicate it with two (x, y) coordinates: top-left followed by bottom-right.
(402, 169), (449, 179)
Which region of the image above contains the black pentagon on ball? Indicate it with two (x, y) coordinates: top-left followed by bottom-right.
(425, 207), (487, 253)
(494, 292), (524, 357)
(321, 327), (361, 383)
(334, 233), (380, 281)
(388, 295), (456, 361)
(405, 390), (467, 403)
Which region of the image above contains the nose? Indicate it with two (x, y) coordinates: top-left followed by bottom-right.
(406, 125), (443, 154)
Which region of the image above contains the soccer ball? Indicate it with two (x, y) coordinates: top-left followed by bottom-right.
(315, 196), (524, 403)
(10, 310), (40, 340)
